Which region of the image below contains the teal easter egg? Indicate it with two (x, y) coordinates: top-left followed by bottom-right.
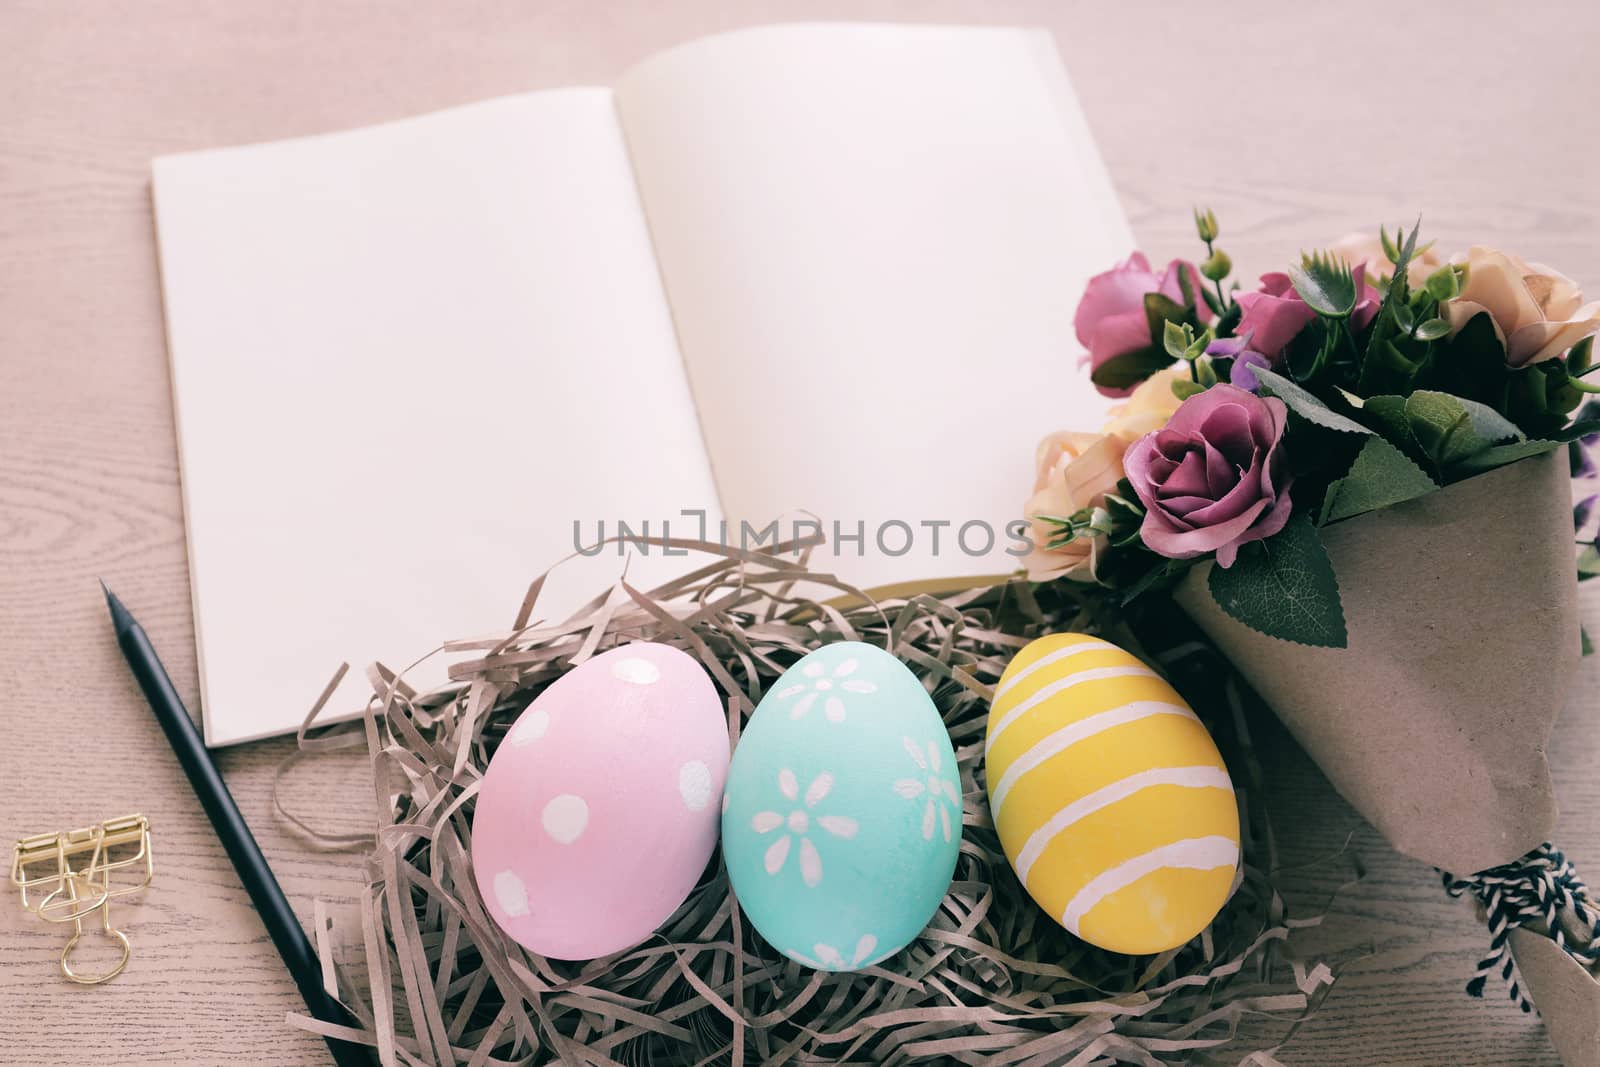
(722, 641), (961, 971)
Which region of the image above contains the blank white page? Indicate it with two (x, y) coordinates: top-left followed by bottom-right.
(153, 91), (720, 745)
(616, 24), (1134, 587)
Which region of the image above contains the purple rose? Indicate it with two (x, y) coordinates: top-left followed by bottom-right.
(1234, 267), (1383, 360)
(1124, 384), (1293, 568)
(1074, 252), (1211, 398)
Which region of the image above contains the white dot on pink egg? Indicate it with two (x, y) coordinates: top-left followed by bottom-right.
(510, 709), (549, 747)
(612, 658), (661, 685)
(471, 642), (730, 961)
(678, 760), (713, 811)
(541, 794), (589, 844)
(493, 869), (530, 917)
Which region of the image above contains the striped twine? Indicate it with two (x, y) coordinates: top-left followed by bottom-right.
(1439, 843), (1600, 1013)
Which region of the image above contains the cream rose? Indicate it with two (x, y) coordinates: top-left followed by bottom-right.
(1442, 246), (1600, 367)
(1021, 431), (1128, 581)
(1329, 231), (1444, 289)
(1102, 366), (1186, 441)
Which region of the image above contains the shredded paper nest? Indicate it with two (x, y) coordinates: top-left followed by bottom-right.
(280, 538), (1333, 1066)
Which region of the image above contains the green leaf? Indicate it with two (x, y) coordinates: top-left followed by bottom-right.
(1425, 264), (1463, 301)
(1570, 337), (1594, 376)
(1414, 318), (1451, 341)
(1119, 556), (1193, 605)
(1509, 363), (1554, 421)
(1546, 360), (1587, 418)
(1428, 310), (1515, 416)
(1144, 291), (1190, 341)
(1171, 378), (1206, 400)
(1164, 320), (1191, 360)
(1450, 393), (1525, 442)
(1437, 309), (1507, 367)
(1320, 436), (1438, 524)
(1380, 225), (1401, 266)
(1283, 318), (1328, 382)
(1386, 220), (1423, 304)
(1090, 290), (1193, 393)
(1403, 390), (1522, 468)
(1362, 394), (1412, 439)
(1090, 345), (1176, 393)
(1287, 252), (1358, 318)
(1358, 336), (1423, 395)
(1214, 300), (1242, 338)
(1394, 302), (1415, 333)
(1581, 626), (1593, 656)
(1449, 438), (1562, 476)
(1580, 546), (1600, 580)
(1176, 264), (1197, 310)
(1253, 368), (1373, 434)
(1102, 481), (1147, 549)
(1555, 419), (1600, 443)
(1207, 513), (1348, 648)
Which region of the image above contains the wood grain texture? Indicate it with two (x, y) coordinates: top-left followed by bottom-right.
(1, 2), (1597, 1064)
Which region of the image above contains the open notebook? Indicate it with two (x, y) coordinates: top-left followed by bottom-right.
(152, 23), (1134, 745)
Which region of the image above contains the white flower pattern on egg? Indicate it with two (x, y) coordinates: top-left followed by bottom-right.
(785, 933), (881, 971)
(774, 656), (877, 723)
(750, 768), (858, 887)
(893, 737), (962, 843)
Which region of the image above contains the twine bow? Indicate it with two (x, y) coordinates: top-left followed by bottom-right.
(1440, 843), (1600, 1012)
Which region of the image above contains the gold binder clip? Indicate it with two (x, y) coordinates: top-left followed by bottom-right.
(11, 814), (153, 984)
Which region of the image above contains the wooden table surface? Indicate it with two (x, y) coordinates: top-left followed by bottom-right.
(3, 2), (1598, 1063)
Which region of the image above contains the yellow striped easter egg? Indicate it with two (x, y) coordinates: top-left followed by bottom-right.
(984, 633), (1239, 954)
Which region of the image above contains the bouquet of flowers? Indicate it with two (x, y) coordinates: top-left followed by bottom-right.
(1024, 213), (1600, 1063)
(1028, 214), (1599, 612)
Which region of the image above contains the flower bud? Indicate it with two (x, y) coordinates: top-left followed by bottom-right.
(1193, 207), (1219, 243)
(1200, 249), (1231, 282)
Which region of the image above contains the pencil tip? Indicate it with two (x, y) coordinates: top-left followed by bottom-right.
(99, 579), (132, 630)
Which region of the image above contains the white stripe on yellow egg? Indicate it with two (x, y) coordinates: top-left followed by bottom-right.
(987, 700), (1195, 816)
(989, 637), (1119, 702)
(1061, 835), (1239, 932)
(986, 664), (1160, 747)
(985, 633), (1240, 955)
(1012, 764), (1231, 884)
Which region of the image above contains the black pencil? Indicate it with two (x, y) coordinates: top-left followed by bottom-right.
(103, 581), (370, 1067)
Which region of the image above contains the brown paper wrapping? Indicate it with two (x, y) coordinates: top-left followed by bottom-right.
(1511, 916), (1600, 1067)
(1175, 451), (1599, 1064)
(1174, 451), (1580, 875)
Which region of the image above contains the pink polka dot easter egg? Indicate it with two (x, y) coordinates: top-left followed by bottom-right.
(471, 642), (729, 960)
